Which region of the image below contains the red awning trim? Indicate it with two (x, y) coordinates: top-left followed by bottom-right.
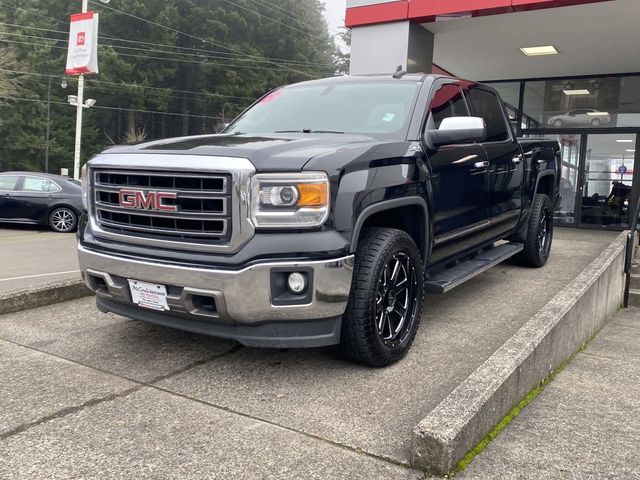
(345, 1), (409, 28)
(345, 0), (611, 27)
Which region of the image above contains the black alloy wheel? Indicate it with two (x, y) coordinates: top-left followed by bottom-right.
(375, 252), (419, 348)
(511, 193), (553, 268)
(537, 205), (552, 257)
(341, 227), (425, 367)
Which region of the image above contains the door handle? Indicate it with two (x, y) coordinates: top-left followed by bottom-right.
(474, 161), (490, 168)
(512, 156), (522, 164)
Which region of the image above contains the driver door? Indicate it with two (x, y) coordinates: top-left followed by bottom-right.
(424, 81), (491, 262)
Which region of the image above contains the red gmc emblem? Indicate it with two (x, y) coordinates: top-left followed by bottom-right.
(119, 190), (178, 212)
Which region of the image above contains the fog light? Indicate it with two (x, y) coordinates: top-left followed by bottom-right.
(287, 272), (307, 294)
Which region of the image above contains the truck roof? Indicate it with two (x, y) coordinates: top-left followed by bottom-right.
(286, 73), (445, 88)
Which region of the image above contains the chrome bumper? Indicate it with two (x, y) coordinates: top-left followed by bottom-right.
(78, 244), (354, 325)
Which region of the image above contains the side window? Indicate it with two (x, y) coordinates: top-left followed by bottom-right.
(0, 175), (19, 191)
(22, 177), (59, 192)
(428, 84), (469, 129)
(465, 86), (510, 142)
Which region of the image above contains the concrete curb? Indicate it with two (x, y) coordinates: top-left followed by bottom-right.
(411, 231), (628, 475)
(0, 278), (93, 316)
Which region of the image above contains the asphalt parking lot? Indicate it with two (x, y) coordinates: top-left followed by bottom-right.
(0, 227), (79, 293)
(0, 228), (619, 478)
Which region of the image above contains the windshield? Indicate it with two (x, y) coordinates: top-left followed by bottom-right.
(227, 81), (421, 138)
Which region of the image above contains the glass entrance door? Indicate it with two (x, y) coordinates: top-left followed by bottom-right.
(578, 133), (637, 228)
(555, 134), (582, 225)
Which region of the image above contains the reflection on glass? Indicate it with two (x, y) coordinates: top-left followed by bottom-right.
(580, 134), (636, 227)
(522, 75), (640, 129)
(555, 134), (581, 224)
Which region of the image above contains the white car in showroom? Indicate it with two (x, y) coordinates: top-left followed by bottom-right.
(547, 108), (611, 127)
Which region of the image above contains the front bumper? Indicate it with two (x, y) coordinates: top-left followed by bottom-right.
(78, 245), (354, 347)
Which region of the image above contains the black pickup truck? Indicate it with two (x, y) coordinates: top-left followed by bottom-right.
(77, 73), (560, 367)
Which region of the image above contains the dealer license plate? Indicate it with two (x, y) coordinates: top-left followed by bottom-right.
(128, 279), (170, 311)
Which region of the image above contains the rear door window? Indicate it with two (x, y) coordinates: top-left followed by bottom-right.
(22, 177), (60, 192)
(0, 175), (20, 191)
(465, 86), (510, 142)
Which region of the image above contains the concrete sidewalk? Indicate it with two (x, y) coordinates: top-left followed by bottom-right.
(0, 227), (79, 293)
(459, 307), (640, 479)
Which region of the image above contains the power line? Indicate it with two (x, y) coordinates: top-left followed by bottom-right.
(247, 0), (320, 33)
(0, 94), (223, 119)
(0, 30), (335, 72)
(0, 67), (255, 102)
(0, 37), (331, 74)
(86, 0), (314, 78)
(0, 21), (337, 69)
(220, 0), (323, 41)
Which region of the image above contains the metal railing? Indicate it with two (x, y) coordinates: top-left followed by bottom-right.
(623, 193), (640, 307)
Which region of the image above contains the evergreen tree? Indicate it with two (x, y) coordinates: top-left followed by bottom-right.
(0, 0), (337, 173)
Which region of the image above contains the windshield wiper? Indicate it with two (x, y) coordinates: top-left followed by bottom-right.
(275, 129), (344, 134)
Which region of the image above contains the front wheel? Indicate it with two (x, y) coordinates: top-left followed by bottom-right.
(512, 194), (553, 267)
(341, 228), (425, 367)
(49, 207), (78, 233)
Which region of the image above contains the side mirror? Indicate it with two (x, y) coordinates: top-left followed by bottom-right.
(427, 116), (486, 147)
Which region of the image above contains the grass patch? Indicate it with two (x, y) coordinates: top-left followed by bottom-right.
(452, 333), (600, 476)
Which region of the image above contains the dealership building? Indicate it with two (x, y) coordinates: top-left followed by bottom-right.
(345, 0), (640, 231)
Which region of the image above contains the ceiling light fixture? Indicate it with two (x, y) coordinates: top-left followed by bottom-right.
(617, 139), (634, 143)
(563, 89), (591, 96)
(520, 45), (558, 56)
(626, 149), (636, 153)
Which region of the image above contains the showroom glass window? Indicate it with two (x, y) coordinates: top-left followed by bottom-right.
(522, 76), (640, 130)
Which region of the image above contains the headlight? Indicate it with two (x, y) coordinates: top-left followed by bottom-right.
(80, 164), (88, 210)
(250, 172), (329, 228)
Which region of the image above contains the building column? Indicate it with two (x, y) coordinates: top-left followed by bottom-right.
(349, 21), (434, 75)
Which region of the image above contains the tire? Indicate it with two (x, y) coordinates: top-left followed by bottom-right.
(512, 194), (553, 268)
(553, 119), (563, 127)
(591, 118), (601, 127)
(341, 228), (425, 367)
(49, 207), (78, 233)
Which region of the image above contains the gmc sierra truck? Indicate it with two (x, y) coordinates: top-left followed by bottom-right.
(77, 73), (560, 367)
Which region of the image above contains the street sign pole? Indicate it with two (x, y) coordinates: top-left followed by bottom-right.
(72, 0), (88, 180)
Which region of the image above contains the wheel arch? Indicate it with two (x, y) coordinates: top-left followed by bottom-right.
(350, 197), (430, 261)
(533, 171), (556, 199)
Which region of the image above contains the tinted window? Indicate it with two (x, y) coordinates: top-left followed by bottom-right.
(22, 177), (60, 192)
(465, 87), (510, 142)
(429, 84), (469, 129)
(0, 175), (19, 191)
(227, 82), (420, 138)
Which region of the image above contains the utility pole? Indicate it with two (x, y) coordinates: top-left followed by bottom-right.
(45, 77), (52, 174)
(72, 0), (88, 180)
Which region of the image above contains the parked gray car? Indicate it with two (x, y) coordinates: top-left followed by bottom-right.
(548, 108), (611, 127)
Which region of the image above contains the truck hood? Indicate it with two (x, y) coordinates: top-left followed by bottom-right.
(97, 133), (409, 172)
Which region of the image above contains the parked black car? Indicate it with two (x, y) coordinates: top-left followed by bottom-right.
(0, 171), (83, 232)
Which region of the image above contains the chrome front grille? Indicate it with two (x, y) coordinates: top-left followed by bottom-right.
(93, 170), (231, 242)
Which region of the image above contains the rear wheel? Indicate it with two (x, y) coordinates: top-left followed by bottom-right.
(341, 228), (424, 367)
(512, 194), (553, 267)
(49, 207), (77, 233)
